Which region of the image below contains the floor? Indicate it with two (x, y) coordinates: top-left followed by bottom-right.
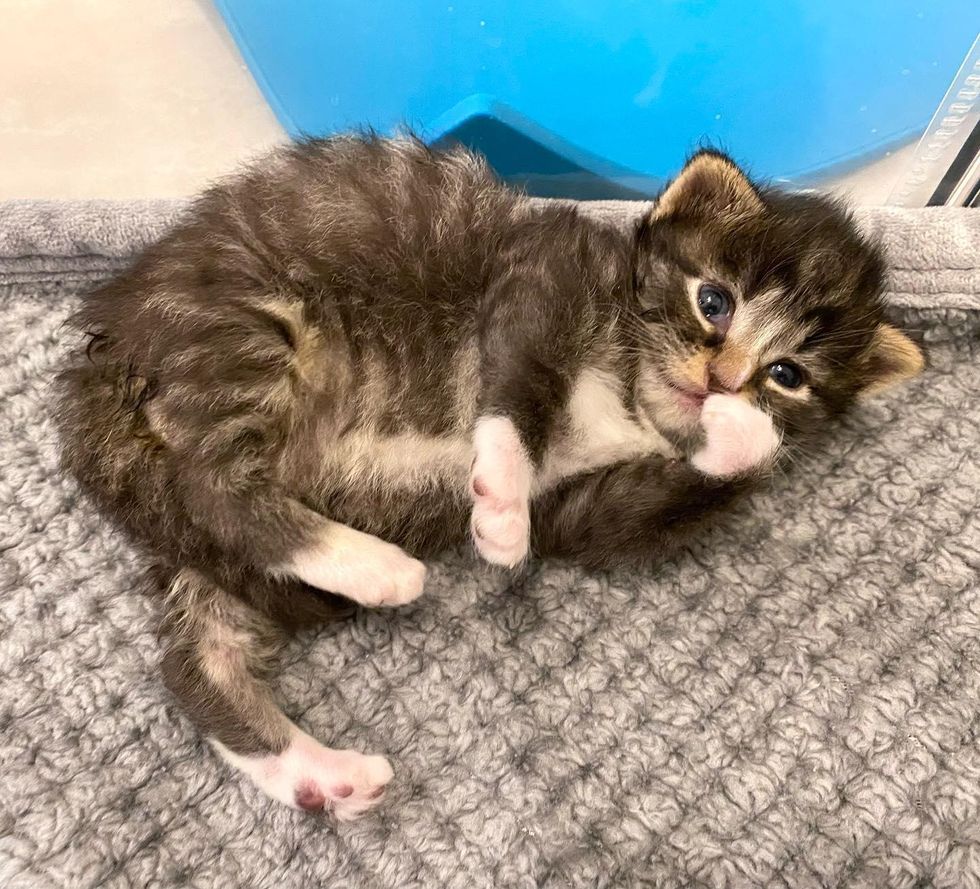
(0, 0), (917, 203)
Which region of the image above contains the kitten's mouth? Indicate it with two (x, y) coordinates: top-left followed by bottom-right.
(665, 377), (708, 413)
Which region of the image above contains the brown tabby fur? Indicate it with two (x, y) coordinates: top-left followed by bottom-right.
(55, 135), (921, 760)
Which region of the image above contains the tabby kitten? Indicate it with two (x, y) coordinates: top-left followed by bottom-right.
(57, 136), (923, 817)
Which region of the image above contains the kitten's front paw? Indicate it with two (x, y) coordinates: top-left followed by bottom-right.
(470, 417), (532, 568)
(471, 491), (531, 568)
(691, 393), (781, 478)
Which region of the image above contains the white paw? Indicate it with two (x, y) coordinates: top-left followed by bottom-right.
(470, 417), (532, 568)
(348, 546), (426, 608)
(471, 494), (531, 568)
(690, 393), (781, 478)
(213, 730), (394, 819)
(286, 523), (426, 607)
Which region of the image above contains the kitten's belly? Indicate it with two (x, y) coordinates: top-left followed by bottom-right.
(320, 430), (472, 494)
(317, 422), (672, 513)
(537, 367), (678, 491)
(538, 426), (676, 491)
(318, 369), (677, 499)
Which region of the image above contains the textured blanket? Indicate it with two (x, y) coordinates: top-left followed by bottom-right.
(1, 199), (978, 889)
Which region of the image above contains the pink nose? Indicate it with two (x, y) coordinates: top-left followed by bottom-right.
(708, 359), (751, 393)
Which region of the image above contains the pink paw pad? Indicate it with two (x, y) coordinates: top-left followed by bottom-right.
(295, 782), (327, 812)
(215, 732), (395, 819)
(470, 417), (533, 568)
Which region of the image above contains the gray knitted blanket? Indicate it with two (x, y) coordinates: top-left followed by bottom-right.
(1, 200), (978, 889)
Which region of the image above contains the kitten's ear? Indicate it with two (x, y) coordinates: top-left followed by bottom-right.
(859, 323), (925, 396)
(651, 150), (763, 220)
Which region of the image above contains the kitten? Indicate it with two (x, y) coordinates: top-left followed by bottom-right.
(56, 135), (923, 817)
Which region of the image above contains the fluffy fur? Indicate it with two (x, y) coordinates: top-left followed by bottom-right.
(55, 135), (923, 814)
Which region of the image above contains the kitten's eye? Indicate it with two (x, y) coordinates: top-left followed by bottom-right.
(768, 361), (804, 389)
(697, 284), (732, 323)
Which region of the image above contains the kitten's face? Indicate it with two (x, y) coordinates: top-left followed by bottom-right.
(631, 151), (923, 452)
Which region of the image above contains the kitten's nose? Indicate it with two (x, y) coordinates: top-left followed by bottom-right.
(707, 368), (736, 393)
(708, 355), (752, 392)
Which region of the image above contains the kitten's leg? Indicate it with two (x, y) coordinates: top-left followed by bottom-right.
(469, 416), (535, 568)
(533, 455), (752, 569)
(690, 393), (782, 478)
(471, 265), (583, 567)
(161, 568), (393, 817)
(280, 517), (426, 608)
(133, 302), (426, 606)
(174, 466), (426, 607)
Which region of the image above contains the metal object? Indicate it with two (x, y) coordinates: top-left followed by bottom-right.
(889, 34), (980, 207)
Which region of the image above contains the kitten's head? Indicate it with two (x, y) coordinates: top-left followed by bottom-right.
(631, 150), (924, 452)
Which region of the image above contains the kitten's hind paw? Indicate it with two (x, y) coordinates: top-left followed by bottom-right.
(286, 524), (426, 608)
(213, 731), (393, 820)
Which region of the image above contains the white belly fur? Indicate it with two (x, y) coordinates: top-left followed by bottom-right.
(322, 368), (674, 495)
(536, 367), (677, 491)
(322, 430), (472, 492)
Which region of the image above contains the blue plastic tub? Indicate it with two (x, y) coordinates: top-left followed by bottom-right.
(214, 1), (976, 197)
